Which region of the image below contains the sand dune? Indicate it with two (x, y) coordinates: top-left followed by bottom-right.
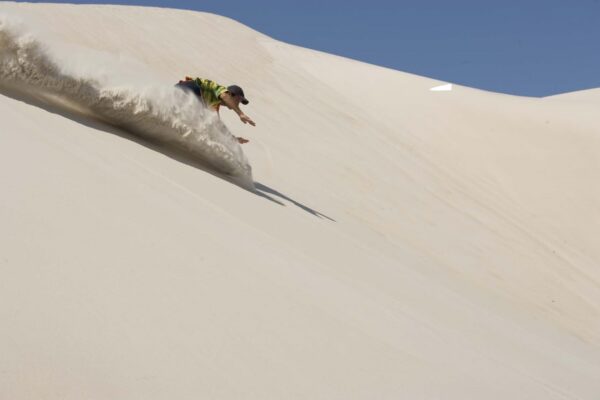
(1, 3), (599, 399)
(546, 87), (600, 102)
(0, 16), (253, 186)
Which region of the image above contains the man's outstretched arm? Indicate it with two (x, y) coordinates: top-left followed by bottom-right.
(220, 92), (256, 126)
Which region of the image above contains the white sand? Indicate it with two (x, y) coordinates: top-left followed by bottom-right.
(1, 3), (599, 399)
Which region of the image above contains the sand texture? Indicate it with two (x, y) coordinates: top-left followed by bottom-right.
(1, 3), (599, 399)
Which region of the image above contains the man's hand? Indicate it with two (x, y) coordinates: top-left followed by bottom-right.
(240, 113), (256, 126)
(218, 92), (256, 126)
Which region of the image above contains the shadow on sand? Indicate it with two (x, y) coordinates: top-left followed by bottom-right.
(1, 88), (335, 222)
(253, 182), (336, 221)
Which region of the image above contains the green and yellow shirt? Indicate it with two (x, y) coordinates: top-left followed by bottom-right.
(192, 77), (228, 110)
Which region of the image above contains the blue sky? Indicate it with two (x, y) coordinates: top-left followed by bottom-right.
(21, 0), (600, 96)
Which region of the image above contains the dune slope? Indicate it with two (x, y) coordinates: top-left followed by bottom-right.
(1, 3), (599, 399)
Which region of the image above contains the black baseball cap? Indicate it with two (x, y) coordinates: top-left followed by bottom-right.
(227, 85), (249, 105)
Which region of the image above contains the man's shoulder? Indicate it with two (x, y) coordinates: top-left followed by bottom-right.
(206, 79), (229, 96)
(196, 78), (223, 87)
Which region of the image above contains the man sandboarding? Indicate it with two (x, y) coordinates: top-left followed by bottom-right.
(176, 77), (255, 144)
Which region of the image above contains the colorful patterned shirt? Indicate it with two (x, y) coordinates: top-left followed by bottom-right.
(193, 77), (228, 110)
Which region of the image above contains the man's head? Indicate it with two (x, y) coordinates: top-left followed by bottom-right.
(227, 85), (249, 105)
